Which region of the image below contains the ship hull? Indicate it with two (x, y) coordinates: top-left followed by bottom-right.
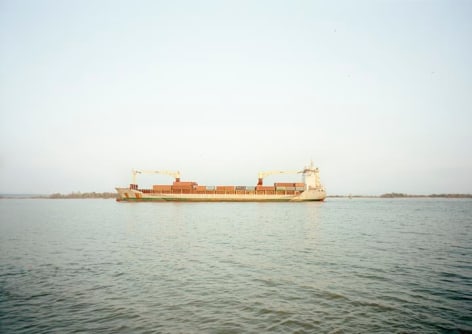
(115, 188), (326, 202)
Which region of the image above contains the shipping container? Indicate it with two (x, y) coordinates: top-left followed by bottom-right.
(172, 188), (192, 193)
(172, 186), (194, 190)
(216, 186), (235, 191)
(153, 185), (172, 191)
(173, 181), (197, 186)
(274, 182), (296, 187)
(256, 186), (276, 191)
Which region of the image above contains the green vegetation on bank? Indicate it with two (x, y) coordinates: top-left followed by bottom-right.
(2, 192), (471, 199)
(51, 192), (471, 199)
(379, 193), (472, 198)
(328, 193), (472, 198)
(47, 192), (117, 199)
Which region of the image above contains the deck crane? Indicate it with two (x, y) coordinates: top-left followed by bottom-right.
(257, 170), (302, 186)
(131, 169), (181, 185)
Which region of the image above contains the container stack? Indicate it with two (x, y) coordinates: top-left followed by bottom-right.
(153, 185), (172, 193)
(255, 186), (276, 195)
(172, 181), (198, 193)
(274, 183), (305, 191)
(216, 186), (236, 193)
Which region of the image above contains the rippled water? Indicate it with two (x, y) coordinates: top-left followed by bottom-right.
(1, 198), (471, 333)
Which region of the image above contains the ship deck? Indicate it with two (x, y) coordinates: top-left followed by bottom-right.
(116, 188), (326, 202)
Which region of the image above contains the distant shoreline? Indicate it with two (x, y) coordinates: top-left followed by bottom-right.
(1, 192), (471, 199)
(329, 193), (472, 199)
(0, 192), (118, 199)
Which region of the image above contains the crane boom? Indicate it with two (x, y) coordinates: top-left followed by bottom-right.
(257, 170), (301, 186)
(132, 169), (181, 184)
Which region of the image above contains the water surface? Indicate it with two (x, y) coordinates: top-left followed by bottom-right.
(1, 198), (471, 333)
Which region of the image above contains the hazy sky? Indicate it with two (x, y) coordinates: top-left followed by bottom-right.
(1, 0), (471, 195)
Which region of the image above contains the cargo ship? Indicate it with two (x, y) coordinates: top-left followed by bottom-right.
(116, 162), (326, 202)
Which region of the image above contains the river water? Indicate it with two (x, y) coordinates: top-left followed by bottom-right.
(0, 198), (471, 333)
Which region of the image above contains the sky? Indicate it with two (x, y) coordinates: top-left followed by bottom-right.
(0, 0), (471, 195)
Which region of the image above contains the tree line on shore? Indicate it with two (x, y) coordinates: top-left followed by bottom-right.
(328, 193), (472, 198)
(47, 192), (118, 199)
(48, 192), (471, 199)
(379, 193), (472, 198)
(3, 192), (470, 199)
